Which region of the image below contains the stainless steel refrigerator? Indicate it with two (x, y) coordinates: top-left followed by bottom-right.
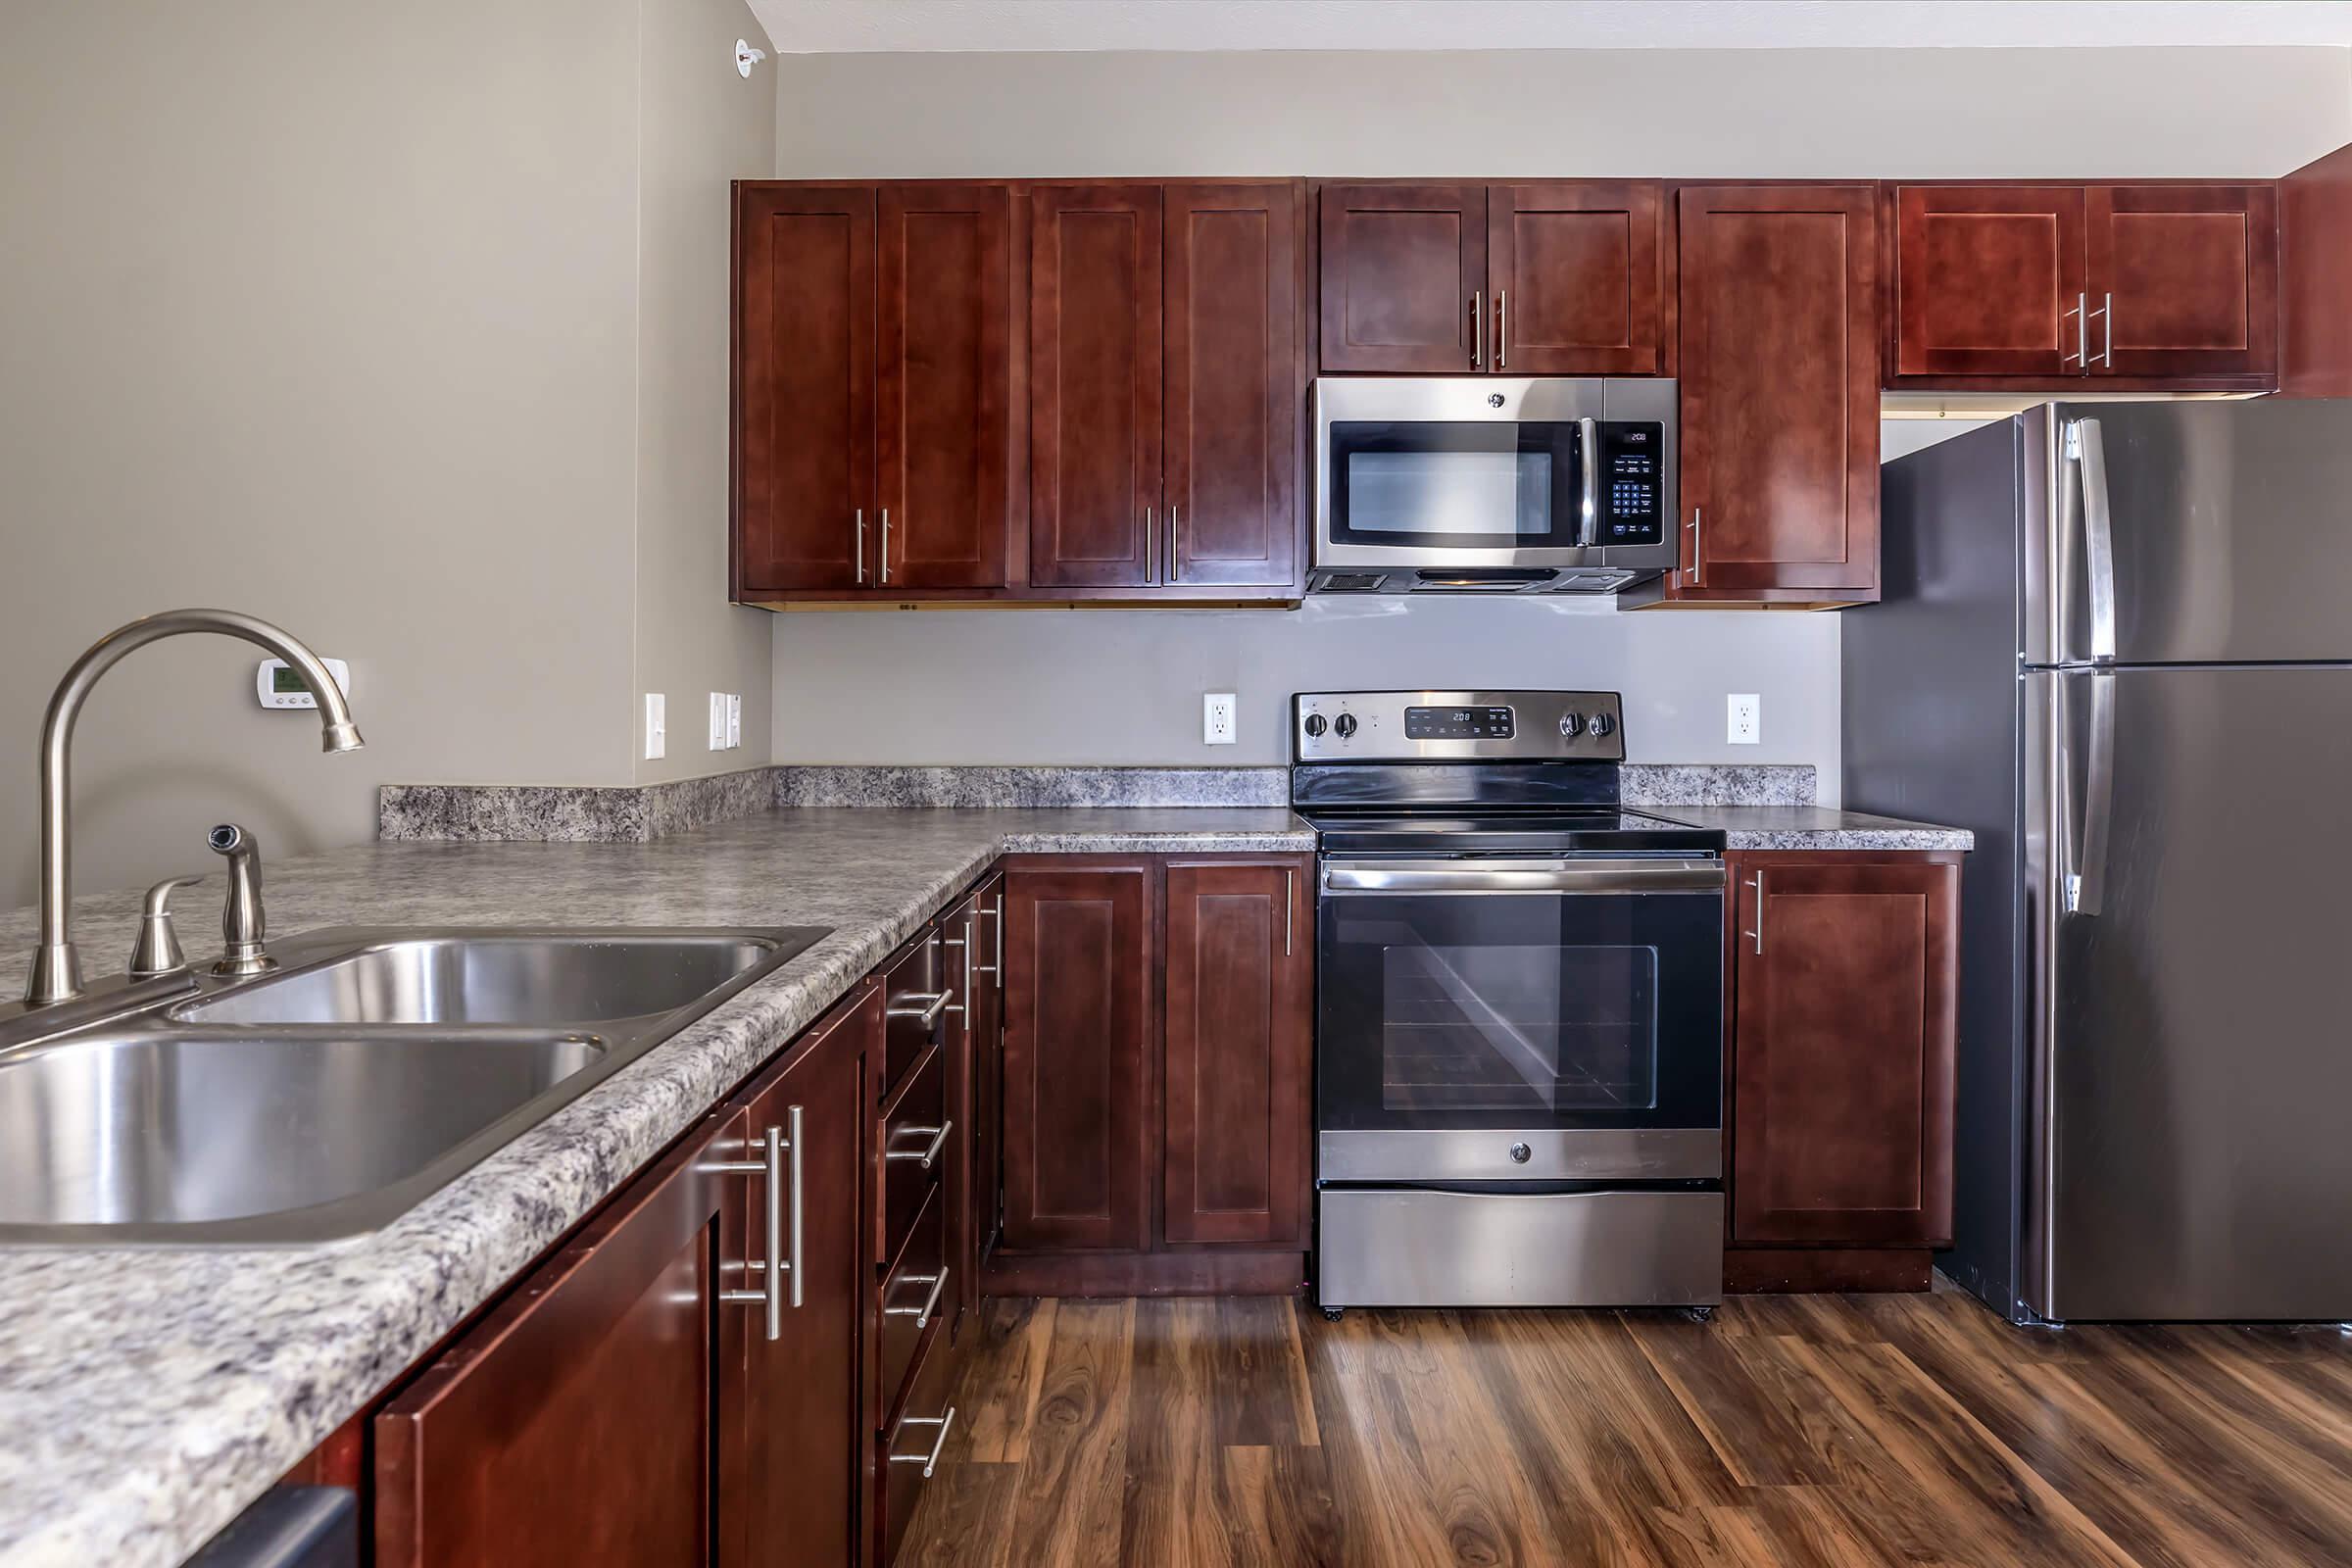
(1846, 400), (2352, 1323)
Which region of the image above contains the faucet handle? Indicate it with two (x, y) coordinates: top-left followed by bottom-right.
(128, 874), (207, 980)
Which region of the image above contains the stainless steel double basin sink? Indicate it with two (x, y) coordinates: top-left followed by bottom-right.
(0, 926), (829, 1246)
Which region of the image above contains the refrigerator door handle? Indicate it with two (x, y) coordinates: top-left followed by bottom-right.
(2065, 669), (2116, 916)
(2067, 417), (2119, 664)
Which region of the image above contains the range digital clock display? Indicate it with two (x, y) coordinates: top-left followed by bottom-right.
(1404, 706), (1515, 741)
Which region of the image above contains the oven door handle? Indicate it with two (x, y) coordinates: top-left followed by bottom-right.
(1320, 858), (1726, 895)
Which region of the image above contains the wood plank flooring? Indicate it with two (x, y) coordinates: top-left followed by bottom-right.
(902, 1285), (2352, 1567)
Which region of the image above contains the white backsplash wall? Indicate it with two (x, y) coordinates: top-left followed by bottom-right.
(771, 601), (1843, 804)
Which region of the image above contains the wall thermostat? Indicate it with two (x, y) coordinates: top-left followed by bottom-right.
(256, 658), (351, 710)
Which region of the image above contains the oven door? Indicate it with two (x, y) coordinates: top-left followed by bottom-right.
(1316, 857), (1724, 1183)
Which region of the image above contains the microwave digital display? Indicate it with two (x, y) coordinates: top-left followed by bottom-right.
(1405, 706), (1515, 741)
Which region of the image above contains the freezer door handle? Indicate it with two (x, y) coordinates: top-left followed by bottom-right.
(2067, 417), (2118, 664)
(2064, 669), (2116, 916)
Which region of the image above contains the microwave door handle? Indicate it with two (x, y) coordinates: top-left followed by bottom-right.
(1577, 416), (1600, 547)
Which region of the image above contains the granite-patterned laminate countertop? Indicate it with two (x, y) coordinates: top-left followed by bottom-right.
(1662, 806), (1974, 853)
(0, 808), (1308, 1568)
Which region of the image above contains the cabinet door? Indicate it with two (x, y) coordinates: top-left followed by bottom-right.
(724, 986), (878, 1568)
(2087, 184), (2278, 379)
(1028, 185), (1163, 588)
(1488, 182), (1663, 375)
(1164, 181), (1302, 588)
(736, 185), (875, 593)
(1162, 860), (1310, 1247)
(1677, 185), (1880, 598)
(1318, 184), (1486, 372)
(375, 1109), (742, 1567)
(1891, 184), (2087, 378)
(877, 183), (1012, 589)
(1001, 861), (1152, 1251)
(1730, 858), (1959, 1248)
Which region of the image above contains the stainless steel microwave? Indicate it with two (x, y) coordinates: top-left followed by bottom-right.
(1308, 376), (1678, 595)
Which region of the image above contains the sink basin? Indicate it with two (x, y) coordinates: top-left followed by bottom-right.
(0, 1030), (605, 1232)
(178, 931), (790, 1027)
(0, 923), (831, 1245)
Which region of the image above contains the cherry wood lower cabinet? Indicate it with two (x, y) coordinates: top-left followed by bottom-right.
(1724, 851), (1961, 1294)
(990, 854), (1312, 1295)
(374, 1105), (745, 1567)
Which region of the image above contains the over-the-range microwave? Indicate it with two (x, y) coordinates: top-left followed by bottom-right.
(1308, 376), (1678, 596)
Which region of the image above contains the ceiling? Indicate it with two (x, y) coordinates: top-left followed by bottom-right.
(745, 0), (2352, 54)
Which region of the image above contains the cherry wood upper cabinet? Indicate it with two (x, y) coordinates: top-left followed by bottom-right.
(1319, 184), (1487, 372)
(1164, 181), (1302, 588)
(2088, 184), (2278, 379)
(1893, 184), (2087, 378)
(1000, 860), (1152, 1250)
(1675, 185), (1880, 601)
(877, 184), (1012, 589)
(1162, 860), (1310, 1247)
(735, 185), (874, 594)
(374, 1108), (743, 1567)
(722, 986), (876, 1568)
(1730, 856), (1959, 1249)
(1489, 182), (1664, 375)
(1029, 186), (1165, 588)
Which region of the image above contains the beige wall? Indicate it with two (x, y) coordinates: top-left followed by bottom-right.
(635, 0), (778, 780)
(769, 45), (2350, 794)
(0, 0), (777, 906)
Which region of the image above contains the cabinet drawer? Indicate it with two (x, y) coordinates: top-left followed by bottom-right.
(876, 1042), (948, 1265)
(879, 930), (945, 1095)
(877, 1319), (957, 1568)
(877, 1180), (948, 1413)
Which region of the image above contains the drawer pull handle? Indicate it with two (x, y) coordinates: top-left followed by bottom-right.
(886, 1120), (954, 1171)
(884, 1265), (952, 1330)
(890, 1406), (958, 1479)
(1743, 873), (1765, 955)
(887, 990), (951, 1028)
(710, 1107), (803, 1338)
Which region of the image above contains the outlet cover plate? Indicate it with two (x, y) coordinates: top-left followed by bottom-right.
(1728, 693), (1761, 746)
(1203, 692), (1237, 746)
(645, 694), (666, 760)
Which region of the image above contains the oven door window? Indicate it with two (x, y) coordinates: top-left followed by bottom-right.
(1318, 888), (1721, 1132)
(1329, 421), (1582, 549)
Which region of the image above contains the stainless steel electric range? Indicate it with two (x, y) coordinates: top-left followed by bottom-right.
(1293, 690), (1729, 1314)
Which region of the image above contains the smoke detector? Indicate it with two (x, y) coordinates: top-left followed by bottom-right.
(735, 39), (766, 77)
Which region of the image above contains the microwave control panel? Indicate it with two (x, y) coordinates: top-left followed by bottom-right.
(1598, 423), (1665, 545)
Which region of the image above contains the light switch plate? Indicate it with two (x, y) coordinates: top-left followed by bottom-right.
(644, 694), (665, 760)
(709, 693), (728, 751)
(1203, 692), (1237, 746)
(1728, 693), (1761, 746)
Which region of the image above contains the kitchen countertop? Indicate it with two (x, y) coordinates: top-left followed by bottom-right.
(0, 807), (1308, 1568)
(0, 796), (1965, 1566)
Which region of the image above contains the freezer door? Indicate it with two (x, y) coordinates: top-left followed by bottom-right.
(2030, 399), (2352, 666)
(2026, 665), (2352, 1320)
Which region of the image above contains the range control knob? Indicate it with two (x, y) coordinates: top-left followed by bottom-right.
(1508, 1142), (1533, 1164)
(1302, 712), (1328, 737)
(1333, 713), (1358, 738)
(1589, 711), (1617, 739)
(1558, 712), (1585, 739)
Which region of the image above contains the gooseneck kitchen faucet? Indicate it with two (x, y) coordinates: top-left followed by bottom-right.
(23, 610), (364, 1007)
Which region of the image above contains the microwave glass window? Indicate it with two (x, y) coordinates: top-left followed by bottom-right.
(1329, 420), (1581, 548)
(1380, 942), (1659, 1114)
(1345, 450), (1553, 537)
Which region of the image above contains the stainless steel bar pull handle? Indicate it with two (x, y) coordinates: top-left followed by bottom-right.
(1284, 868), (1295, 957)
(887, 990), (952, 1029)
(1469, 290), (1484, 368)
(883, 1264), (952, 1330)
(855, 509), (865, 583)
(1685, 508), (1702, 583)
(1743, 874), (1765, 955)
(1143, 505), (1156, 583)
(974, 899), (1001, 977)
(713, 1108), (802, 1339)
(1494, 290), (1507, 368)
(879, 509), (891, 584)
(2089, 291), (2112, 368)
(1167, 504), (1179, 583)
(941, 934), (967, 1016)
(2064, 293), (2085, 368)
(1577, 416), (1600, 548)
(889, 1407), (957, 1479)
(886, 1120), (954, 1171)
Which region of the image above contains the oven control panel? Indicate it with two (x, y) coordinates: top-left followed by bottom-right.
(1295, 690), (1625, 762)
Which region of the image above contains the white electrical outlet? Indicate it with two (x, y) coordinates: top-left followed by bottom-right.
(645, 694), (666, 760)
(1728, 693), (1761, 746)
(1203, 692), (1237, 746)
(709, 693), (728, 751)
(726, 694), (742, 749)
